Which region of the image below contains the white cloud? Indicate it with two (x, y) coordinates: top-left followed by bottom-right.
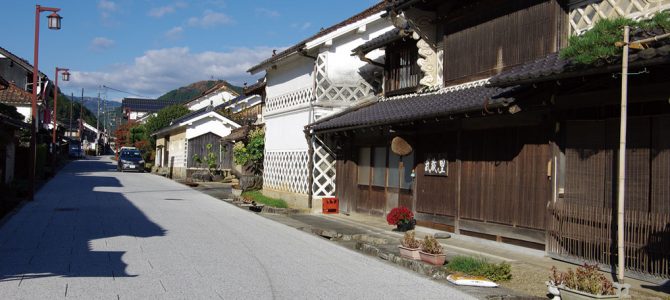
(255, 8), (280, 18)
(67, 47), (276, 98)
(98, 0), (117, 12)
(164, 26), (184, 40)
(187, 10), (233, 28)
(98, 0), (119, 26)
(149, 2), (187, 18)
(90, 37), (115, 51)
(291, 22), (312, 31)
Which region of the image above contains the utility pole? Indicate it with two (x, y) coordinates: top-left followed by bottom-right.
(69, 92), (73, 139)
(96, 92), (100, 156)
(79, 88), (83, 144)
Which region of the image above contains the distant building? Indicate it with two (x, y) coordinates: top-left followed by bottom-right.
(121, 98), (181, 122)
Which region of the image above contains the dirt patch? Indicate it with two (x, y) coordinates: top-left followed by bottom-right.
(497, 262), (549, 298)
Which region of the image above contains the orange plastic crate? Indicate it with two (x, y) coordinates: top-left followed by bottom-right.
(322, 197), (339, 214)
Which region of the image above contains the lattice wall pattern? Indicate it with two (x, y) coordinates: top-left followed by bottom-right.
(315, 54), (374, 104)
(436, 48), (444, 86)
(312, 139), (336, 197)
(264, 150), (310, 194)
(570, 0), (670, 35)
(265, 87), (314, 113)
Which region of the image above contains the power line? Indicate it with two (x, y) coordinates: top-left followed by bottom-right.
(101, 85), (148, 98)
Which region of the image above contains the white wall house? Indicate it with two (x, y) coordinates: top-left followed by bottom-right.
(153, 108), (240, 179)
(184, 83), (240, 112)
(247, 2), (393, 209)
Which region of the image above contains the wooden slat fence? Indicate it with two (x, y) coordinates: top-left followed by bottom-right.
(549, 116), (670, 279)
(548, 202), (670, 278)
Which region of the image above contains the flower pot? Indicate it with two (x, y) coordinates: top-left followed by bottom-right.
(419, 251), (446, 266)
(395, 219), (416, 232)
(398, 245), (421, 260)
(546, 281), (560, 300)
(557, 286), (621, 300)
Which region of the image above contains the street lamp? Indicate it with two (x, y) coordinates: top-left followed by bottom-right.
(52, 67), (70, 144)
(30, 4), (63, 200)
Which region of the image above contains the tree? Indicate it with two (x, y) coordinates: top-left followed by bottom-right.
(145, 104), (190, 148)
(233, 127), (264, 175)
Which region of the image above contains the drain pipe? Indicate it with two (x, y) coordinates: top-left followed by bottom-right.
(304, 126), (314, 210)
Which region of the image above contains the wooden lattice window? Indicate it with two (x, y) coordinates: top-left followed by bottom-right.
(384, 39), (421, 96)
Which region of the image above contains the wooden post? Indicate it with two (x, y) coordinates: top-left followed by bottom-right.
(616, 25), (629, 284)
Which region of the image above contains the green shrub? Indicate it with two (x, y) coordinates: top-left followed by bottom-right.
(446, 256), (512, 282)
(560, 11), (670, 65)
(241, 190), (288, 208)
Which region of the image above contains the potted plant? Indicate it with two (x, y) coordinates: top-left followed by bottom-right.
(546, 266), (564, 300)
(398, 231), (422, 260)
(553, 264), (630, 300)
(386, 206), (416, 232)
(419, 235), (446, 265)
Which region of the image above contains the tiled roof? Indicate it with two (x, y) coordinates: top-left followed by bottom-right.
(247, 2), (387, 73)
(222, 125), (252, 142)
(243, 78), (266, 95)
(0, 112), (28, 129)
(0, 46), (47, 78)
(121, 98), (182, 112)
(0, 82), (33, 105)
(489, 44), (670, 87)
(310, 85), (516, 131)
(352, 28), (406, 55)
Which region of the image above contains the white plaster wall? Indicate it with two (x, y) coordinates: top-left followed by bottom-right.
(16, 106), (30, 122)
(130, 111), (147, 120)
(185, 116), (235, 140)
(265, 56), (314, 98)
(169, 132), (186, 167)
(324, 20), (393, 85)
(264, 109), (311, 151)
(187, 91), (237, 111)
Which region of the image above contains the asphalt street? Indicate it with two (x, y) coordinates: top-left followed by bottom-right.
(0, 157), (474, 299)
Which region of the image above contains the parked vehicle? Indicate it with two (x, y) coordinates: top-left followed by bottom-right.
(68, 142), (84, 158)
(117, 149), (145, 172)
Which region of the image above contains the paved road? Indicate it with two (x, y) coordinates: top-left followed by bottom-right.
(0, 157), (474, 299)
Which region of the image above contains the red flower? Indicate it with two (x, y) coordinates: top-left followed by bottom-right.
(386, 206), (414, 225)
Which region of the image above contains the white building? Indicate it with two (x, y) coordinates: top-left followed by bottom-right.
(184, 82), (240, 111)
(247, 2), (393, 210)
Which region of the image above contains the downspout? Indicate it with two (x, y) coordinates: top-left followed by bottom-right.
(300, 47), (317, 210)
(304, 125), (314, 210)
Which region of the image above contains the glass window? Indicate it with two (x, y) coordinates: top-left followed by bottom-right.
(357, 147), (370, 185)
(372, 147), (387, 187)
(388, 152), (400, 188)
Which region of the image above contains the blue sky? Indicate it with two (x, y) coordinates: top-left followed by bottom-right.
(2, 0), (379, 101)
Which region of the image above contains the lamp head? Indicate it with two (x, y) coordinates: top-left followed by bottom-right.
(47, 12), (62, 30)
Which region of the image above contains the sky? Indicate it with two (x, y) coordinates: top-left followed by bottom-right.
(2, 0), (380, 101)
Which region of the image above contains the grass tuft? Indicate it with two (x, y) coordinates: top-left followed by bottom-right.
(446, 256), (512, 282)
(241, 190), (288, 208)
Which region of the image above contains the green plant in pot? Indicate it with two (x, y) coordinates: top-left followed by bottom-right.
(398, 231), (422, 260)
(419, 235), (446, 266)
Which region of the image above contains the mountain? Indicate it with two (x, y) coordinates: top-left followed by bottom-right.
(157, 80), (244, 103)
(77, 97), (122, 114)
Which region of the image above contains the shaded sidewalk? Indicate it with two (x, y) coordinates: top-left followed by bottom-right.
(191, 182), (669, 299)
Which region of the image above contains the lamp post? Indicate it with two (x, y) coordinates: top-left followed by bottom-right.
(30, 4), (63, 200)
(52, 67), (70, 144)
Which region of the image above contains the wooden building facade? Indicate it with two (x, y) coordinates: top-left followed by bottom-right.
(307, 0), (670, 280)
